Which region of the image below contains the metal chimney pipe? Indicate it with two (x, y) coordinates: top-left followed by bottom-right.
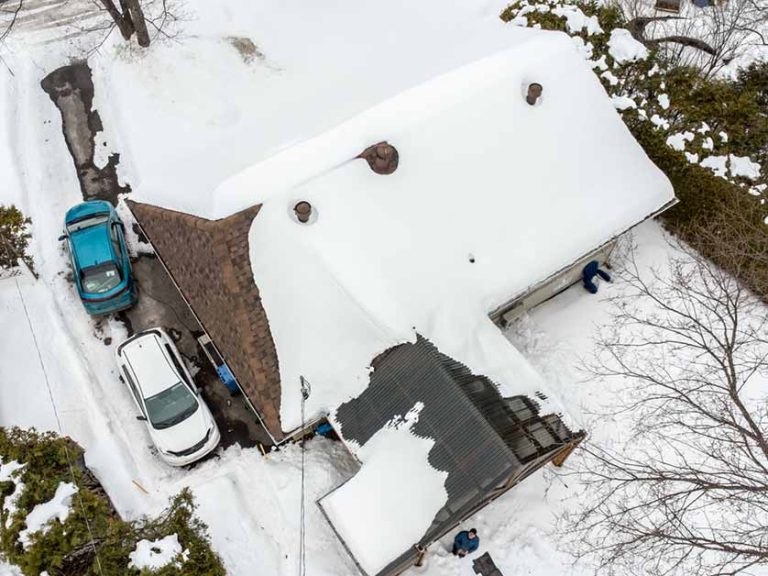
(294, 201), (312, 223)
(526, 83), (543, 105)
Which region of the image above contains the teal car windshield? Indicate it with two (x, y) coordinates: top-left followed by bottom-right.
(66, 213), (110, 233)
(144, 382), (199, 429)
(81, 262), (121, 294)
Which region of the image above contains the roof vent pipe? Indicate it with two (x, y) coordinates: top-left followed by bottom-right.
(294, 201), (312, 223)
(358, 141), (399, 175)
(526, 83), (543, 106)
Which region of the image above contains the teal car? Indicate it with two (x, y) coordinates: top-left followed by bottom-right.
(59, 201), (138, 315)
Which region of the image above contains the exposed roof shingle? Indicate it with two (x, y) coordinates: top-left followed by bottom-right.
(127, 201), (283, 440)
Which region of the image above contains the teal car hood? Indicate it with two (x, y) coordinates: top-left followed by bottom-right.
(70, 225), (115, 268)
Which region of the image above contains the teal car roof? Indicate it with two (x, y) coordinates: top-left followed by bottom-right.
(70, 221), (115, 269)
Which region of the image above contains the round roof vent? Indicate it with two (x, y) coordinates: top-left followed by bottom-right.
(358, 141), (399, 175)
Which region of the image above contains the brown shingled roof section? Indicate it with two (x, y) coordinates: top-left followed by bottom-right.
(126, 200), (284, 441)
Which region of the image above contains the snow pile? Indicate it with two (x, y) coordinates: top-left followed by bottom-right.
(729, 155), (762, 179)
(1, 460), (26, 528)
(666, 132), (694, 151)
(18, 482), (78, 549)
(129, 534), (187, 571)
(701, 155), (761, 179)
(320, 404), (448, 575)
(607, 29), (649, 63)
(0, 562), (22, 576)
(552, 5), (602, 35)
(241, 33), (673, 431)
(611, 95), (636, 110)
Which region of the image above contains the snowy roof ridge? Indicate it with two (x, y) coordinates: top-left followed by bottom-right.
(211, 31), (576, 218)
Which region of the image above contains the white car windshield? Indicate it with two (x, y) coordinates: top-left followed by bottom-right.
(144, 382), (199, 429)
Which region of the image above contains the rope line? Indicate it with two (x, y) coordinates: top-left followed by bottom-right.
(15, 277), (105, 575)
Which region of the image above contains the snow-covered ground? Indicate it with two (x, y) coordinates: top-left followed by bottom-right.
(1, 0), (765, 575)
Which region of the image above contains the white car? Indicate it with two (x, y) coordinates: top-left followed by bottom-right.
(115, 328), (221, 466)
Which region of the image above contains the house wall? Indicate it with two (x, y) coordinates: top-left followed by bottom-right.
(490, 240), (617, 327)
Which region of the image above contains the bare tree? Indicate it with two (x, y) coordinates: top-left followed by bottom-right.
(614, 0), (768, 76)
(563, 238), (768, 576)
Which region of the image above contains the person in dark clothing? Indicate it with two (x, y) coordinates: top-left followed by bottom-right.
(582, 260), (612, 294)
(452, 528), (479, 557)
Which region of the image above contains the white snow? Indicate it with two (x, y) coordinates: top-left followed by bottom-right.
(590, 55), (609, 71)
(607, 29), (649, 63)
(650, 114), (670, 130)
(666, 131), (694, 151)
(685, 152), (700, 164)
(0, 563), (22, 576)
(239, 34), (674, 431)
(601, 70), (619, 85)
(719, 131), (729, 142)
(697, 122), (710, 134)
(657, 93), (670, 109)
(129, 534), (186, 571)
(729, 155), (761, 179)
(701, 155), (761, 179)
(552, 5), (603, 35)
(0, 460), (25, 528)
(700, 155), (729, 178)
(611, 95), (636, 110)
(702, 136), (714, 150)
(18, 482), (78, 549)
(321, 403), (448, 575)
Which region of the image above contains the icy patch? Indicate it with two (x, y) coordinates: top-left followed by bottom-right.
(92, 131), (114, 171)
(552, 5), (603, 35)
(19, 482), (78, 549)
(321, 403), (448, 575)
(657, 93), (670, 109)
(666, 132), (693, 151)
(608, 29), (648, 63)
(129, 534), (187, 571)
(611, 95), (636, 110)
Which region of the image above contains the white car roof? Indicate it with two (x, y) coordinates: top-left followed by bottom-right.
(119, 331), (183, 398)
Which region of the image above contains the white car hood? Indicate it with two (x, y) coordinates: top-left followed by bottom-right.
(149, 402), (214, 454)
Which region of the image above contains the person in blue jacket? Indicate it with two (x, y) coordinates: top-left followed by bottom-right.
(452, 528), (479, 557)
(582, 259), (612, 294)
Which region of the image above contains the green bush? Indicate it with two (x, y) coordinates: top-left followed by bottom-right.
(499, 0), (768, 301)
(0, 428), (225, 576)
(0, 205), (32, 271)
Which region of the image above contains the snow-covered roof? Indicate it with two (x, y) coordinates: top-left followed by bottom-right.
(223, 31), (674, 433)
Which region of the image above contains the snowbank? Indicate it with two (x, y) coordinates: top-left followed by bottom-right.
(18, 482), (78, 549)
(129, 534), (186, 571)
(320, 404), (448, 575)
